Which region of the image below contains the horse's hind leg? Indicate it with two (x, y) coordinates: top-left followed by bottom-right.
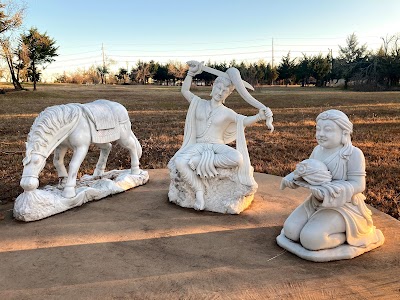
(53, 145), (68, 187)
(118, 132), (141, 175)
(93, 143), (112, 177)
(62, 145), (89, 198)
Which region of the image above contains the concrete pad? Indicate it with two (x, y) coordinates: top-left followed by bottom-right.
(0, 169), (398, 299)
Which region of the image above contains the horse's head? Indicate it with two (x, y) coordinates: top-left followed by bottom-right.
(20, 150), (46, 192)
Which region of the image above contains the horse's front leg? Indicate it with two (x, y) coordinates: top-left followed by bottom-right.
(93, 143), (112, 177)
(53, 145), (69, 188)
(62, 145), (89, 198)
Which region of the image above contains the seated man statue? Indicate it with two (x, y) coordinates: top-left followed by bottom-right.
(168, 61), (273, 213)
(277, 109), (385, 261)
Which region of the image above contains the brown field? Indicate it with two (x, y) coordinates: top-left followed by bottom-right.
(0, 83), (399, 219)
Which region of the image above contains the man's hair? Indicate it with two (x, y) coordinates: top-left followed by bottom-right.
(214, 76), (235, 93)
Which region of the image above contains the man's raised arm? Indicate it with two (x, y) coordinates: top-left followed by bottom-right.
(181, 73), (195, 103)
(181, 61), (204, 103)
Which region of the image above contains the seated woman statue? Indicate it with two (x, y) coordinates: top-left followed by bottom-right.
(168, 61), (273, 213)
(278, 109), (384, 261)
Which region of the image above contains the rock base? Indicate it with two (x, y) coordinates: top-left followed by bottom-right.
(14, 169), (149, 222)
(276, 229), (385, 262)
(168, 162), (257, 214)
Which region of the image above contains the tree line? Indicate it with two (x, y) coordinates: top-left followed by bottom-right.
(55, 59), (277, 87)
(0, 2), (399, 91)
(54, 33), (400, 91)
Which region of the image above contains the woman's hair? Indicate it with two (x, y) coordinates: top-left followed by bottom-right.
(316, 109), (353, 159)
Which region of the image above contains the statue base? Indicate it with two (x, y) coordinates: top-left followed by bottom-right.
(276, 229), (385, 262)
(168, 162), (257, 214)
(14, 169), (149, 222)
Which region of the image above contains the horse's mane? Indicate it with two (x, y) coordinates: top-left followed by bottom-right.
(24, 104), (81, 164)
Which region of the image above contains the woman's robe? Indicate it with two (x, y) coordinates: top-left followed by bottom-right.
(302, 145), (382, 248)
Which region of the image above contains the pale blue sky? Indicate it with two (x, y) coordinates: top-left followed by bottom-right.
(20, 0), (400, 80)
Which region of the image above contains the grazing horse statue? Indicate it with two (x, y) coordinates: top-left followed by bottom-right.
(20, 99), (142, 198)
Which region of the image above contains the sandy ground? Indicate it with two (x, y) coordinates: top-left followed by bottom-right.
(0, 169), (399, 299)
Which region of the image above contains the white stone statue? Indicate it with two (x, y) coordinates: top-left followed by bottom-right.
(168, 61), (273, 213)
(14, 99), (149, 221)
(277, 109), (385, 262)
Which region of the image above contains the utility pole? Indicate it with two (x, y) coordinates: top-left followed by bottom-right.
(101, 43), (106, 84)
(272, 37), (274, 69)
(271, 37), (275, 86)
(126, 61), (129, 83)
(102, 43), (105, 69)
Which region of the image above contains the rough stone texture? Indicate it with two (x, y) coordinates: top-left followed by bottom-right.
(0, 170), (398, 299)
(168, 162), (257, 214)
(14, 169), (149, 222)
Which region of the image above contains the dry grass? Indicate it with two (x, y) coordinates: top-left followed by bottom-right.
(0, 83), (399, 219)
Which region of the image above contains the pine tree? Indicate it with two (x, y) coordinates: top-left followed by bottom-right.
(20, 27), (58, 90)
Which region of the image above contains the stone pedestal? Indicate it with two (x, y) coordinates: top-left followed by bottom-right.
(14, 169), (149, 222)
(168, 162), (257, 214)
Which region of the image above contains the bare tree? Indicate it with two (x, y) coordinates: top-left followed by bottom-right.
(1, 39), (22, 89)
(134, 60), (152, 84)
(0, 1), (23, 34)
(0, 1), (25, 90)
(167, 60), (187, 85)
(84, 66), (101, 84)
(14, 41), (29, 82)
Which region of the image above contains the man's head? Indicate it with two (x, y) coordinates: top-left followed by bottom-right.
(210, 76), (235, 103)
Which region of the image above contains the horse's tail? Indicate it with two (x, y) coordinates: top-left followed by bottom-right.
(132, 132), (142, 159)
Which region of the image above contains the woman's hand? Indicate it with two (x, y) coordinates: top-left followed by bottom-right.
(310, 186), (325, 200)
(280, 173), (298, 190)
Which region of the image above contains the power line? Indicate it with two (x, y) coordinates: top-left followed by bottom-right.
(107, 44), (273, 52)
(97, 35), (382, 46)
(57, 50), (101, 57)
(52, 55), (101, 63)
(42, 35), (388, 74)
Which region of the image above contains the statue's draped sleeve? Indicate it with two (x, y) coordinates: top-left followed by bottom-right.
(171, 96), (201, 160)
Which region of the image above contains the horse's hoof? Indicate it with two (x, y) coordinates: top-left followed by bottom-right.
(93, 169), (104, 177)
(57, 177), (67, 189)
(131, 168), (141, 175)
(62, 187), (76, 198)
